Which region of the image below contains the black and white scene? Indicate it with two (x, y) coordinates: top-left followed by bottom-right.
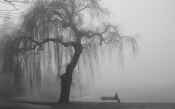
(0, 0), (175, 109)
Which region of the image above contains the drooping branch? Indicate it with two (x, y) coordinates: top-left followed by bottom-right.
(3, 0), (22, 11)
(73, 5), (93, 15)
(17, 37), (75, 54)
(81, 25), (121, 45)
(40, 38), (75, 47)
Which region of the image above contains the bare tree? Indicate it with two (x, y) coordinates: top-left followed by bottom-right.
(1, 0), (138, 103)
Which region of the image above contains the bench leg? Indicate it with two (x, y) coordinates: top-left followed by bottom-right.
(117, 99), (120, 103)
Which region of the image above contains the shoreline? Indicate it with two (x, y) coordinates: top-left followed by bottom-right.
(73, 100), (175, 103)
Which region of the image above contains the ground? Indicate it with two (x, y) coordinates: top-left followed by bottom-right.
(0, 97), (175, 109)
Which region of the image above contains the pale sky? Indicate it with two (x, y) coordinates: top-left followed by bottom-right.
(89, 0), (175, 101)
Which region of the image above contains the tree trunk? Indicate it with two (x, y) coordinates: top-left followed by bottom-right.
(58, 72), (72, 103)
(58, 43), (83, 103)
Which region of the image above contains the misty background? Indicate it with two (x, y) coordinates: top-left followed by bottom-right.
(80, 0), (175, 102)
(0, 0), (175, 102)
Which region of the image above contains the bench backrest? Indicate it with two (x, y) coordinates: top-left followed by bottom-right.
(101, 97), (115, 100)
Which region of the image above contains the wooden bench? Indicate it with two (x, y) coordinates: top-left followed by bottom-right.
(101, 97), (120, 103)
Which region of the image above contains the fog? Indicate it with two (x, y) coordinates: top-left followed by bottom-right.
(81, 0), (175, 102)
(0, 0), (175, 102)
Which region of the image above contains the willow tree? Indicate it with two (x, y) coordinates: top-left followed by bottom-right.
(2, 0), (137, 103)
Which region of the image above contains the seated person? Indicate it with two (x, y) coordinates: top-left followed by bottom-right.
(115, 92), (120, 103)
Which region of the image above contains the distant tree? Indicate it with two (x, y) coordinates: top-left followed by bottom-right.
(1, 0), (138, 103)
(0, 13), (15, 36)
(0, 13), (18, 57)
(0, 13), (20, 95)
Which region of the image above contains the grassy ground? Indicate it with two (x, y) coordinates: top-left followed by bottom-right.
(73, 102), (175, 109)
(69, 102), (175, 109)
(1, 100), (175, 109)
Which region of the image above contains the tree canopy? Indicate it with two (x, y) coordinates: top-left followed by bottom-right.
(0, 0), (138, 100)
